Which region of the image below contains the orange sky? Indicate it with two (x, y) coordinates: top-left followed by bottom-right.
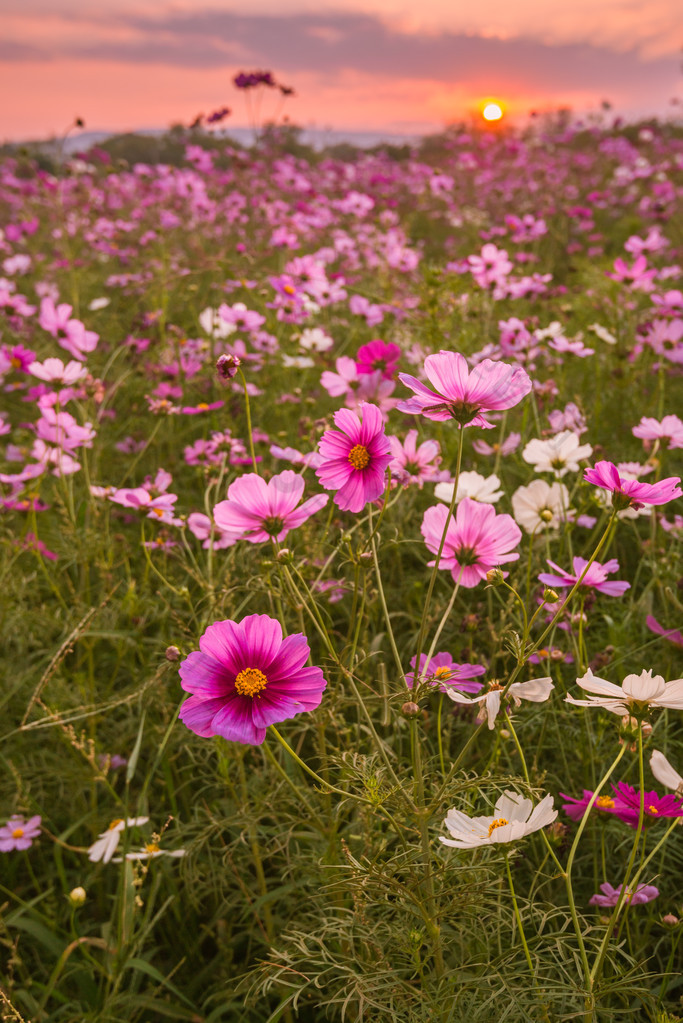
(1, 0), (681, 140)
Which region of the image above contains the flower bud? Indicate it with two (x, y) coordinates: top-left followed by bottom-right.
(539, 509), (554, 523)
(486, 567), (505, 585)
(542, 588), (559, 603)
(276, 547), (293, 562)
(216, 353), (241, 380)
(662, 913), (679, 927)
(401, 701), (421, 718)
(68, 886), (87, 907)
(165, 645), (181, 662)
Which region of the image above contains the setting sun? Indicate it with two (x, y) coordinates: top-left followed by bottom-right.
(482, 102), (504, 121)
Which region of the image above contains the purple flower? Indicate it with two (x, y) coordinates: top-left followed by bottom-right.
(179, 614), (327, 745)
(538, 557), (630, 597)
(0, 815), (41, 851)
(356, 339), (401, 379)
(213, 471), (328, 543)
(315, 404), (392, 513)
(611, 782), (683, 828)
(645, 615), (683, 648)
(405, 651), (485, 692)
(398, 350), (532, 427)
(560, 790), (620, 823)
(584, 460), (682, 510)
(421, 497), (522, 588)
(589, 882), (659, 907)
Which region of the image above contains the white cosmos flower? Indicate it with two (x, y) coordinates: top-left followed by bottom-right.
(299, 327), (334, 352)
(87, 816), (149, 863)
(435, 471), (503, 505)
(446, 677), (554, 729)
(282, 354), (315, 369)
(565, 669), (683, 715)
(522, 430), (593, 478)
(589, 323), (617, 345)
(199, 307), (236, 340)
(88, 297), (110, 311)
(441, 790), (557, 849)
(119, 843), (186, 861)
(511, 479), (569, 532)
(650, 751), (683, 792)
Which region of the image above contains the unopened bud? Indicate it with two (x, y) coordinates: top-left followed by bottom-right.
(216, 353), (241, 380)
(539, 509), (554, 523)
(542, 588), (559, 603)
(401, 701), (420, 718)
(641, 721), (653, 739)
(662, 913), (679, 927)
(276, 548), (293, 562)
(486, 567), (505, 585)
(68, 886), (87, 907)
(165, 645), (181, 662)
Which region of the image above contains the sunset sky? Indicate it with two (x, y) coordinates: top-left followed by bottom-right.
(1, 0), (682, 141)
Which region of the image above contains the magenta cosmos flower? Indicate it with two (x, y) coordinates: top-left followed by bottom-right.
(315, 403), (392, 513)
(421, 496), (522, 587)
(538, 556), (630, 597)
(609, 782), (683, 828)
(213, 470), (328, 543)
(0, 814), (41, 851)
(398, 351), (532, 427)
(584, 460), (682, 510)
(179, 614), (327, 745)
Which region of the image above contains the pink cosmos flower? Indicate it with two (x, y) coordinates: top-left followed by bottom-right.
(180, 401), (225, 415)
(0, 814), (42, 851)
(646, 615), (683, 648)
(421, 497), (522, 587)
(186, 512), (239, 550)
(584, 460), (682, 510)
(388, 430), (445, 487)
(28, 358), (88, 385)
(538, 557), (630, 597)
(356, 339), (401, 378)
(632, 415), (683, 450)
(178, 614), (327, 745)
(315, 404), (392, 513)
(472, 432), (521, 457)
(589, 883), (658, 907)
(405, 651), (485, 693)
(213, 470), (328, 543)
(398, 351), (532, 427)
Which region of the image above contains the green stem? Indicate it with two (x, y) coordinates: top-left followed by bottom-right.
(565, 741), (628, 993)
(269, 726), (372, 806)
(238, 367), (259, 474)
(413, 425), (465, 684)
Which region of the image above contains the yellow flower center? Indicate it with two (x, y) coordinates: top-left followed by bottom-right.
(348, 444), (370, 470)
(434, 667), (452, 679)
(647, 805), (659, 815)
(197, 403), (209, 410)
(487, 817), (509, 837)
(234, 667), (268, 698)
(145, 842), (160, 854)
(12, 828), (24, 839)
(153, 508), (165, 517)
(108, 818), (124, 830)
(283, 284), (296, 295)
(10, 356), (21, 369)
(596, 796), (615, 809)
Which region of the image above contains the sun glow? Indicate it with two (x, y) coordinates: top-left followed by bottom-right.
(482, 102), (503, 122)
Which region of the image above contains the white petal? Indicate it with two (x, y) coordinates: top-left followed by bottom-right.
(622, 670), (666, 702)
(495, 790), (532, 822)
(650, 750), (683, 790)
(509, 678), (554, 703)
(575, 669), (625, 698)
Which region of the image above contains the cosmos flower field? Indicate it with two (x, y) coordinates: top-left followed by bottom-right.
(1, 117), (683, 1022)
